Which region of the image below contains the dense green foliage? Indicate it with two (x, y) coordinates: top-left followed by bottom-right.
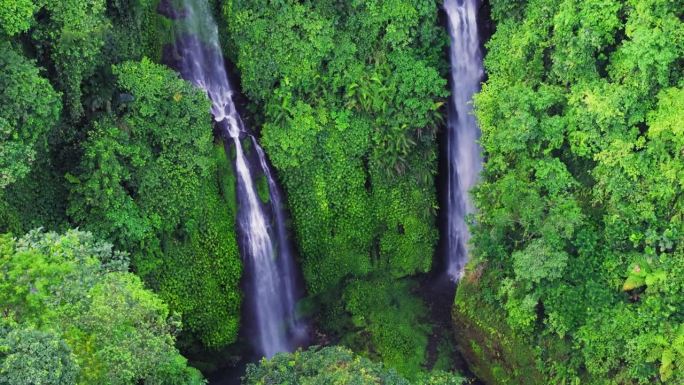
(463, 0), (684, 383)
(0, 229), (205, 384)
(68, 58), (242, 348)
(3, 0), (682, 383)
(0, 327), (78, 385)
(1, 0), (460, 382)
(0, 0), (243, 352)
(0, 42), (61, 189)
(32, 0), (111, 119)
(225, 0), (446, 293)
(340, 278), (431, 376)
(4, 0), (169, 120)
(223, 0), (449, 376)
(243, 346), (464, 385)
(452, 269), (545, 385)
(0, 0), (36, 36)
(0, 0), (169, 232)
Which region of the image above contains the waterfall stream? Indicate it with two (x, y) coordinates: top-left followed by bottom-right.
(444, 0), (485, 281)
(169, 0), (306, 358)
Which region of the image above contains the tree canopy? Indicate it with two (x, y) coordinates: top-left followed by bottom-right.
(462, 0), (684, 383)
(0, 229), (205, 385)
(0, 42), (61, 189)
(243, 346), (464, 385)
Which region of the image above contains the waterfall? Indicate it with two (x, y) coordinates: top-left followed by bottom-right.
(444, 0), (484, 281)
(168, 0), (306, 358)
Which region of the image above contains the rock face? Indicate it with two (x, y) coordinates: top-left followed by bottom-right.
(451, 263), (544, 385)
(157, 0), (188, 20)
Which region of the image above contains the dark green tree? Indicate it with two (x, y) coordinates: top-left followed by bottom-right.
(0, 42), (61, 189)
(31, 0), (111, 118)
(0, 327), (78, 385)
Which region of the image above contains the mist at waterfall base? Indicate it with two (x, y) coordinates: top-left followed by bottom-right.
(165, 0), (308, 363)
(443, 0), (485, 281)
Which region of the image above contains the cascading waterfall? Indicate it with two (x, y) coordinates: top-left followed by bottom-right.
(252, 141), (306, 338)
(444, 0), (485, 281)
(169, 0), (306, 358)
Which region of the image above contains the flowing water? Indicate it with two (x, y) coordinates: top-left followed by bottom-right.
(169, 0), (306, 358)
(444, 0), (485, 281)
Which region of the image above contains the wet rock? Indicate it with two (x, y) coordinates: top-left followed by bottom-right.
(157, 0), (188, 20)
(451, 263), (544, 385)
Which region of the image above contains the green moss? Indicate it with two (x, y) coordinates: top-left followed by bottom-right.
(241, 137), (252, 156)
(340, 277), (431, 379)
(256, 174), (271, 204)
(452, 262), (544, 385)
(214, 143), (237, 218)
(432, 338), (458, 372)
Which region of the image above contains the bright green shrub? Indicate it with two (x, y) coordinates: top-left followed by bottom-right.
(0, 229), (205, 385)
(0, 327), (78, 385)
(0, 0), (38, 36)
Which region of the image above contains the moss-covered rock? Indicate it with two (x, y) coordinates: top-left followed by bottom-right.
(451, 262), (543, 385)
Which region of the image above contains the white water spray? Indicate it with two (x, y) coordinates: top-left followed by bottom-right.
(170, 0), (306, 358)
(444, 0), (484, 280)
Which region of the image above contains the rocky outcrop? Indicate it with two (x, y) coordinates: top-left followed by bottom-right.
(451, 262), (544, 385)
